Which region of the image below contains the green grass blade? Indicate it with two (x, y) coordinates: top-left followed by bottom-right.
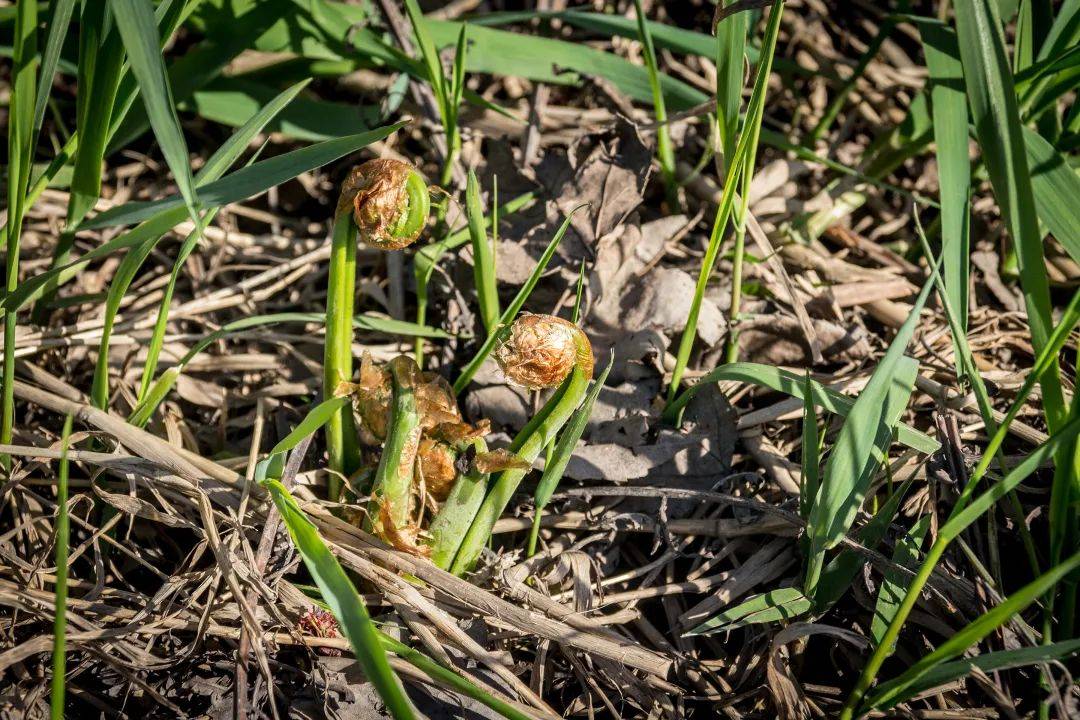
(261, 479), (415, 719)
(873, 638), (1080, 710)
(799, 372), (820, 522)
(633, 0), (677, 208)
(137, 80), (310, 398)
(82, 122), (406, 230)
(685, 587), (811, 636)
(920, 23), (972, 330)
(665, 0), (785, 409)
(466, 170), (500, 335)
(814, 476), (918, 612)
(664, 362), (939, 454)
(804, 274), (935, 597)
(50, 414), (74, 720)
(109, 0), (201, 221)
(452, 204), (586, 394)
(863, 548), (1080, 712)
(129, 311), (445, 427)
(402, 0), (447, 110)
(2, 0), (39, 471)
(88, 80), (309, 408)
(32, 0), (76, 141)
(954, 0), (1067, 432)
(527, 353), (614, 556)
(375, 633), (535, 720)
(5, 124), (404, 315)
(1022, 126), (1080, 266)
(870, 514), (931, 647)
(714, 2), (747, 174)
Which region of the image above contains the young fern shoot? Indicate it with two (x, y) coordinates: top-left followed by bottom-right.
(325, 159), (430, 497)
(450, 314), (594, 574)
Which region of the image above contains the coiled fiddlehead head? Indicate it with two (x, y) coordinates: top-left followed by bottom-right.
(339, 158), (430, 250)
(494, 313), (594, 390)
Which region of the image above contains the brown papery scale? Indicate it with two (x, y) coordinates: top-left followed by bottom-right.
(338, 158), (421, 250)
(495, 314), (594, 389)
(417, 436), (457, 501)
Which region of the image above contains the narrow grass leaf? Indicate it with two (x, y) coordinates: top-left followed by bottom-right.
(3, 0), (39, 466)
(633, 0), (677, 204)
(453, 204), (587, 394)
(714, 1), (747, 171)
(50, 415), (74, 720)
(953, 0), (1066, 431)
(1022, 126), (1080, 265)
(799, 372), (820, 521)
(814, 476), (918, 612)
(664, 362), (939, 454)
(83, 122), (406, 230)
(873, 638), (1080, 709)
(920, 23), (972, 329)
(805, 275), (934, 571)
(32, 0), (77, 140)
(262, 479), (415, 719)
(402, 0), (447, 107)
(466, 170), (500, 334)
(109, 0), (201, 221)
(375, 633), (534, 720)
(864, 548), (1080, 712)
(686, 588), (811, 636)
(870, 514), (931, 646)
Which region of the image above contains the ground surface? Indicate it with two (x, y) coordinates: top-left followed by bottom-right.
(2, 1), (1079, 719)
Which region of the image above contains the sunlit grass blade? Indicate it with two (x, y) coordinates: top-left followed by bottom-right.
(109, 0), (201, 223)
(2, 0), (39, 471)
(798, 372), (820, 522)
(50, 414), (74, 720)
(714, 0), (747, 175)
(129, 312), (446, 428)
(375, 633), (536, 720)
(813, 476), (918, 612)
(453, 204), (586, 394)
(920, 22), (971, 330)
(89, 82), (310, 409)
(32, 0), (76, 141)
(261, 479), (415, 720)
(663, 362), (939, 454)
(402, 0), (447, 108)
(83, 122), (406, 231)
(685, 587), (811, 636)
(466, 170), (500, 335)
(870, 514), (931, 647)
(633, 0), (677, 209)
(1022, 126), (1080, 265)
(862, 548), (1080, 713)
(527, 353), (613, 556)
(953, 0), (1066, 431)
(868, 638), (1080, 711)
(4, 123), (407, 315)
(665, 0), (785, 409)
(804, 275), (936, 599)
(137, 80), (310, 399)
